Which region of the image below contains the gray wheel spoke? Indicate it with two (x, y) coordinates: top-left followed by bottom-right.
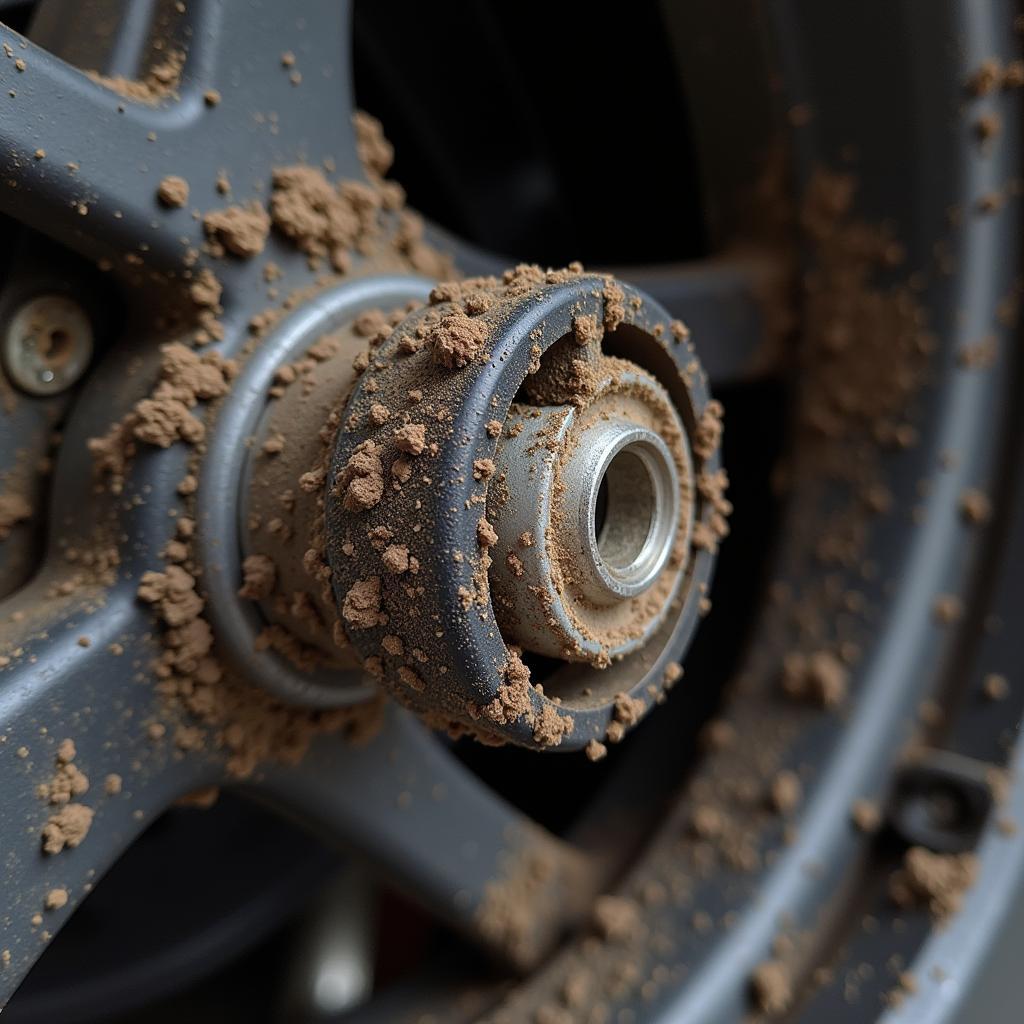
(196, 0), (363, 180)
(0, 579), (218, 1005)
(0, 0), (362, 275)
(252, 705), (598, 970)
(616, 255), (787, 384)
(0, 30), (188, 270)
(425, 223), (785, 385)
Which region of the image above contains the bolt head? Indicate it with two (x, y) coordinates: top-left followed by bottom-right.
(2, 294), (93, 396)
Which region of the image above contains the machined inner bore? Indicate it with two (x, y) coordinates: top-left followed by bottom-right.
(580, 425), (679, 601)
(487, 363), (694, 665)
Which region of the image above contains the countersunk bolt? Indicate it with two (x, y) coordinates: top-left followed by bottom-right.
(2, 293), (93, 396)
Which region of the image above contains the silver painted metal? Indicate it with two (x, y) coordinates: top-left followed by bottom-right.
(569, 422), (680, 603)
(1, 294), (92, 396)
(489, 369), (692, 664)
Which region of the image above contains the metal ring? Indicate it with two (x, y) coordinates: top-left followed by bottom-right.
(196, 275), (431, 708)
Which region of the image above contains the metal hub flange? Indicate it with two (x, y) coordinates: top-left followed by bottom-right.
(323, 266), (725, 750)
(487, 365), (693, 665)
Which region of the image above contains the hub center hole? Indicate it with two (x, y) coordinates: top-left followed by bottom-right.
(596, 448), (657, 574)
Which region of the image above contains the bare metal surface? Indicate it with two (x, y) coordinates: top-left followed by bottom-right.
(571, 423), (680, 602)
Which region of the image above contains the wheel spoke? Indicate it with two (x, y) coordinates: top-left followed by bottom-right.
(0, 29), (194, 270)
(425, 223), (787, 385)
(618, 255), (788, 384)
(252, 705), (598, 970)
(191, 0), (363, 180)
(0, 0), (363, 276)
(0, 580), (217, 1006)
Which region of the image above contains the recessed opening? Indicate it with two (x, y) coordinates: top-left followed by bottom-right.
(42, 328), (74, 367)
(595, 448), (657, 575)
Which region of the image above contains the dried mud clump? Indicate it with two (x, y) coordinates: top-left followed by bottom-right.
(354, 110), (394, 177)
(475, 847), (563, 969)
(342, 577), (388, 630)
(238, 554), (276, 601)
(136, 541), (382, 779)
(41, 803), (94, 854)
(334, 440), (385, 511)
(591, 895), (642, 942)
(428, 311), (488, 368)
(270, 166), (390, 270)
(531, 705), (575, 747)
(781, 649), (848, 708)
(44, 888), (69, 910)
(157, 174), (189, 208)
(203, 201), (271, 258)
(889, 846), (978, 919)
(751, 959), (793, 1016)
(468, 648), (574, 748)
(480, 648), (533, 725)
(87, 48), (185, 104)
(0, 491), (31, 539)
(38, 739), (89, 807)
(88, 343), (238, 493)
(393, 422), (426, 455)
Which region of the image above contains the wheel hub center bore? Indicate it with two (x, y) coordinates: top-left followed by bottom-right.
(587, 427), (679, 598)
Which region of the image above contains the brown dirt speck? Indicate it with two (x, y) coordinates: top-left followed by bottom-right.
(381, 543), (410, 574)
(983, 672), (1009, 701)
(851, 798), (882, 833)
(342, 577), (387, 629)
(959, 487), (991, 525)
(591, 895), (641, 942)
(889, 846), (977, 919)
(769, 769), (802, 815)
(932, 594), (963, 625)
(428, 311), (487, 369)
(157, 174), (189, 208)
(44, 888), (68, 910)
(203, 201), (270, 257)
(781, 650), (848, 708)
(41, 803), (94, 854)
(751, 959), (793, 1016)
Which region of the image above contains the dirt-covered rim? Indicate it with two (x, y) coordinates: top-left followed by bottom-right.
(0, 1), (1022, 1022)
(397, 2), (1024, 1021)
